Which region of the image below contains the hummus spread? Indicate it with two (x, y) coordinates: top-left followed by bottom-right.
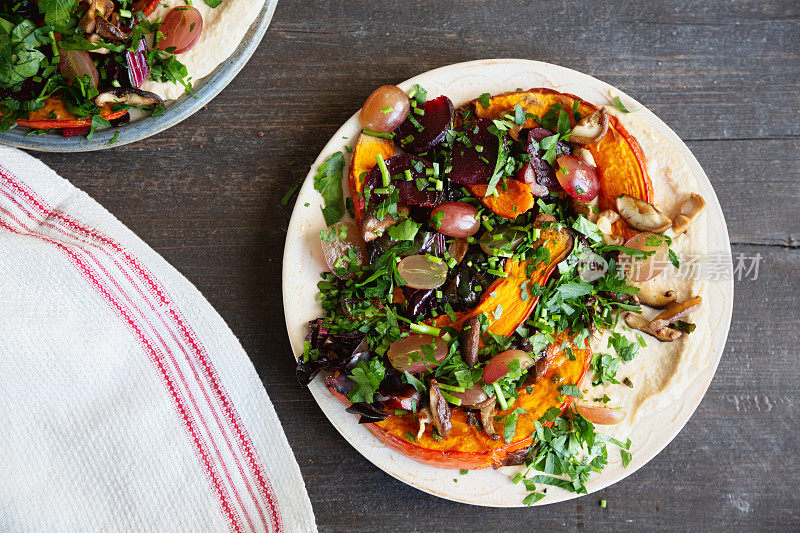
(582, 105), (711, 440)
(140, 0), (265, 101)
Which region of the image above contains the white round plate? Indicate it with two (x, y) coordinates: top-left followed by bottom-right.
(282, 59), (733, 506)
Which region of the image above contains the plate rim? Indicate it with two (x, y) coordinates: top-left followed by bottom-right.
(0, 0), (278, 153)
(282, 58), (734, 507)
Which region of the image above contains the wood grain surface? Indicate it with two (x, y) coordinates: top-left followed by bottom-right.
(21, 0), (800, 530)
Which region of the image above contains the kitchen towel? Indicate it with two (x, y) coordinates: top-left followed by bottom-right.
(0, 145), (315, 532)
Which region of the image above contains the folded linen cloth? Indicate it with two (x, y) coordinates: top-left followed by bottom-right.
(0, 145), (315, 533)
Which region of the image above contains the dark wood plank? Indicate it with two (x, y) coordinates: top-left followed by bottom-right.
(19, 0), (800, 530)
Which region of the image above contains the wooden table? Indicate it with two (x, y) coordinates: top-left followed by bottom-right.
(29, 0), (799, 530)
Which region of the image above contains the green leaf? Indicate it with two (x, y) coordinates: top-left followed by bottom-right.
(38, 0), (79, 25)
(313, 151), (346, 226)
(87, 115), (111, 140)
(523, 492), (546, 506)
(347, 359), (385, 403)
(387, 218), (420, 241)
(668, 248), (680, 269)
(281, 184), (300, 206)
(557, 383), (583, 398)
(612, 96), (631, 113)
(620, 449), (632, 468)
(556, 281), (593, 300)
(503, 407), (528, 443)
(477, 92), (491, 109)
(205, 0), (223, 6)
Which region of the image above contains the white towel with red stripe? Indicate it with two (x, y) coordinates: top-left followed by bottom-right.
(0, 145), (315, 533)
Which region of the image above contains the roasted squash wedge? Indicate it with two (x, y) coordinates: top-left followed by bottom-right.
(331, 332), (590, 469)
(348, 132), (395, 226)
(468, 88), (653, 214)
(431, 213), (572, 337)
(15, 97), (128, 130)
(466, 180), (534, 220)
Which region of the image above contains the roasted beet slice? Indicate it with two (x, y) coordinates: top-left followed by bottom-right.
(364, 153), (442, 207)
(526, 128), (571, 190)
(448, 118), (504, 185)
(395, 95), (454, 153)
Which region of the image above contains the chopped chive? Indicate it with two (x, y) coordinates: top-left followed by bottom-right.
(440, 390), (462, 406)
(362, 129), (395, 139)
(409, 323), (441, 337)
(376, 153), (390, 187)
(381, 106), (393, 114)
(437, 383), (466, 393)
(493, 382), (509, 410)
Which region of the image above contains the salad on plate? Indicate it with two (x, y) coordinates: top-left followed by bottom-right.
(0, 0), (262, 139)
(295, 82), (708, 503)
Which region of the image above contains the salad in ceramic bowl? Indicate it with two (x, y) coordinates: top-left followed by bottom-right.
(294, 81), (710, 503)
(0, 0), (263, 141)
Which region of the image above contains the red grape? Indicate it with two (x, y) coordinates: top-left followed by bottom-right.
(555, 155), (599, 201)
(359, 85), (410, 133)
(430, 202), (479, 238)
(157, 7), (203, 54)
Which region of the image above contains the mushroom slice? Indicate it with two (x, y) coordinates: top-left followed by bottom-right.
(360, 204), (409, 242)
(447, 238), (469, 265)
(570, 108), (609, 145)
(649, 295), (702, 331)
(78, 0), (114, 33)
(460, 316), (480, 368)
(428, 380), (452, 439)
(636, 288), (677, 309)
(95, 88), (164, 108)
(573, 147), (597, 167)
(86, 33), (111, 54)
(615, 194), (672, 233)
(672, 193), (707, 236)
(95, 16), (127, 41)
(416, 408), (432, 441)
(498, 446), (532, 467)
(593, 209), (624, 245)
(475, 396), (500, 440)
(624, 312), (682, 342)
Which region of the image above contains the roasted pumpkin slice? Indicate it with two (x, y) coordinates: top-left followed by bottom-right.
(432, 213), (572, 337)
(467, 180), (535, 220)
(16, 97), (128, 130)
(348, 132), (394, 226)
(468, 88), (653, 213)
(331, 332), (590, 469)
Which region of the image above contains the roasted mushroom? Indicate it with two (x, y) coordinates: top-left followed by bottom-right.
(86, 33), (111, 54)
(615, 194), (672, 233)
(446, 238), (469, 265)
(360, 204), (409, 242)
(573, 147), (597, 167)
(78, 0), (114, 34)
(428, 380), (452, 438)
(95, 88), (164, 108)
(570, 108), (609, 145)
(649, 295), (702, 331)
(460, 316), (480, 367)
(635, 287), (677, 309)
(415, 408), (432, 441)
(475, 396), (499, 440)
(672, 193), (706, 236)
(595, 209), (624, 245)
(94, 16), (126, 41)
(624, 312), (682, 342)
